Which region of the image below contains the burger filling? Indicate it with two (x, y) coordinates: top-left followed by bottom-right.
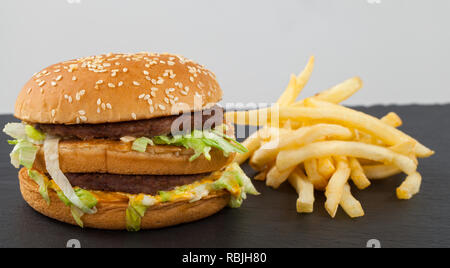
(3, 118), (258, 231)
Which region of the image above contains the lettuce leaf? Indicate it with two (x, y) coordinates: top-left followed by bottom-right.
(54, 188), (98, 228)
(212, 163), (260, 208)
(4, 123), (46, 169)
(28, 169), (50, 205)
(10, 139), (39, 169)
(151, 125), (248, 161)
(126, 195), (152, 231)
(131, 137), (154, 152)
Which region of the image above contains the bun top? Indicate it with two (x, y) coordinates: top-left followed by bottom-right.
(14, 52), (222, 124)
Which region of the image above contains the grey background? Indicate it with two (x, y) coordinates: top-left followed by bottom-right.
(1, 0), (449, 114)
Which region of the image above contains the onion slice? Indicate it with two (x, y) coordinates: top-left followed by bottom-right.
(43, 136), (97, 214)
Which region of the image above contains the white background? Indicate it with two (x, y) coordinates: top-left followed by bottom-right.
(1, 0), (449, 114)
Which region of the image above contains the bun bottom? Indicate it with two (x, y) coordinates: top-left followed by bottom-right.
(18, 168), (230, 230)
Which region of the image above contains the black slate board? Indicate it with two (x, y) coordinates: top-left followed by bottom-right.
(0, 105), (449, 248)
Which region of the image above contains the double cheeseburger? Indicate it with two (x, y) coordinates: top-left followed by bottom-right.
(4, 52), (258, 231)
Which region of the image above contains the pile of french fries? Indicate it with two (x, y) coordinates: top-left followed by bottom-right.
(226, 56), (434, 218)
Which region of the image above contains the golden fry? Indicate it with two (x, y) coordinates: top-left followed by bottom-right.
(276, 141), (417, 175)
(304, 159), (328, 191)
(381, 112), (403, 128)
(288, 168), (315, 213)
(362, 164), (402, 179)
(277, 56), (315, 106)
(340, 183), (364, 218)
(251, 124), (352, 169)
(397, 172), (422, 200)
(317, 157), (336, 179)
(266, 165), (296, 189)
(325, 157), (351, 218)
(348, 157), (371, 190)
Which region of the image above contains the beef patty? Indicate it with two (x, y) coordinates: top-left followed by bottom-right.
(65, 172), (211, 195)
(35, 106), (224, 140)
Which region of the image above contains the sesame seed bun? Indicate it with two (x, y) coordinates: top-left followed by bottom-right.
(19, 168), (230, 230)
(32, 139), (235, 175)
(14, 52), (222, 124)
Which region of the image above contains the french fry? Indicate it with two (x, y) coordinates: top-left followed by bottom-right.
(389, 141), (418, 165)
(277, 56), (315, 106)
(250, 124), (352, 169)
(348, 157), (371, 190)
(304, 159), (328, 191)
(314, 77), (363, 104)
(234, 127), (281, 164)
(363, 164), (402, 179)
(288, 168), (315, 213)
(276, 141), (417, 175)
(227, 103), (433, 158)
(340, 183), (364, 218)
(381, 112), (403, 128)
(325, 157), (351, 218)
(266, 165), (296, 189)
(254, 170), (268, 181)
(317, 157), (336, 179)
(397, 172), (422, 199)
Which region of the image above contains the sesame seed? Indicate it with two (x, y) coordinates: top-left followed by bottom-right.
(72, 76), (77, 81)
(55, 75), (63, 81)
(167, 61), (175, 66)
(164, 97), (169, 104)
(96, 80), (103, 85)
(76, 117), (80, 124)
(27, 88), (32, 94)
(138, 94), (145, 99)
(97, 107), (101, 113)
(131, 113), (137, 120)
(158, 104), (166, 110)
(118, 81), (124, 87)
(151, 92), (156, 97)
(145, 76), (151, 81)
(68, 96), (73, 103)
(111, 72), (117, 77)
(133, 81), (140, 86)
(97, 98), (101, 105)
(190, 77), (194, 82)
(143, 70), (149, 75)
(54, 69), (61, 73)
(108, 83), (116, 88)
(51, 81), (57, 86)
(51, 109), (56, 117)
(106, 103), (112, 109)
(101, 103), (106, 110)
(38, 81), (45, 87)
(123, 68), (128, 72)
(78, 110), (86, 115)
(79, 116), (87, 122)
(149, 106), (154, 113)
(147, 99), (152, 105)
(180, 90), (188, 96)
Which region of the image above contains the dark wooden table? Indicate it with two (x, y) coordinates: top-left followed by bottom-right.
(0, 105), (449, 248)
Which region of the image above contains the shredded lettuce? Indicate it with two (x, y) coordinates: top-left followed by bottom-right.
(151, 125), (248, 161)
(25, 125), (46, 141)
(4, 123), (45, 143)
(10, 139), (39, 169)
(4, 123), (46, 169)
(44, 136), (97, 214)
(28, 169), (50, 205)
(54, 188), (98, 228)
(131, 137), (154, 152)
(70, 206), (85, 228)
(212, 163), (260, 208)
(126, 195), (152, 231)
